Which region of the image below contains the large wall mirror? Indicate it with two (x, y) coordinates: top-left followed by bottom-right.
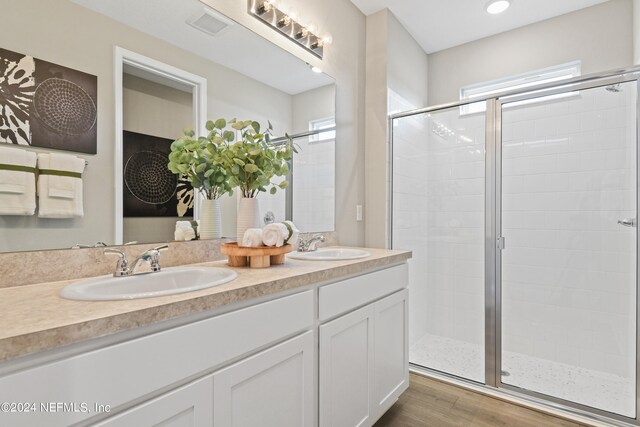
(0, 0), (336, 253)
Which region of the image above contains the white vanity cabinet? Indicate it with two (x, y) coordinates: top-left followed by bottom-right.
(0, 261), (409, 427)
(319, 264), (409, 427)
(0, 290), (314, 427)
(97, 331), (314, 427)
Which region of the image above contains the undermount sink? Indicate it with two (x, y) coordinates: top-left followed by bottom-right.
(60, 267), (238, 301)
(287, 248), (371, 261)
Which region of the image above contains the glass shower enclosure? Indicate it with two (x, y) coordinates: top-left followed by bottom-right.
(391, 68), (639, 424)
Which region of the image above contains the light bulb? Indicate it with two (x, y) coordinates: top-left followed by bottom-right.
(277, 15), (291, 28)
(257, 1), (273, 15)
(485, 0), (510, 14)
(296, 27), (309, 39)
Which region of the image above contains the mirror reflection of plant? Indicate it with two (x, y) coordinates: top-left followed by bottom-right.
(220, 118), (294, 198)
(168, 125), (234, 200)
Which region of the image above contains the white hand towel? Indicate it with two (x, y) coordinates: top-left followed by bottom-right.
(282, 220), (299, 246)
(175, 221), (196, 241)
(262, 221), (299, 247)
(37, 153), (85, 218)
(0, 145), (37, 215)
(242, 228), (264, 247)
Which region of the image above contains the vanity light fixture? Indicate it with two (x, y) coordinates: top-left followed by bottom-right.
(256, 0), (273, 15)
(310, 38), (323, 50)
(486, 0), (510, 14)
(277, 15), (292, 28)
(248, 0), (324, 59)
(295, 27), (309, 40)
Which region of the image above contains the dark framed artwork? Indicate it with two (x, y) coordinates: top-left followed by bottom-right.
(123, 130), (194, 218)
(0, 48), (97, 154)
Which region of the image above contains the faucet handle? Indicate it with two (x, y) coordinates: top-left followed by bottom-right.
(104, 248), (131, 277)
(147, 244), (169, 272)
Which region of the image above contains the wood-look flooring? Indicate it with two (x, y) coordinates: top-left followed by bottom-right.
(374, 374), (592, 427)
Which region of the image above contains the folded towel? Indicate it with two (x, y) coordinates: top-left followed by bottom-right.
(242, 228), (264, 247)
(0, 146), (37, 215)
(37, 152), (85, 218)
(175, 220), (197, 241)
(283, 220), (299, 246)
(262, 221), (299, 247)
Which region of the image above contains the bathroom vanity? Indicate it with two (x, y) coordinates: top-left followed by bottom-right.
(0, 247), (410, 427)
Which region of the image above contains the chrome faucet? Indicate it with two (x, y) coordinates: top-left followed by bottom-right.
(104, 248), (131, 276)
(72, 241), (108, 249)
(104, 245), (169, 277)
(131, 245), (168, 273)
(297, 234), (325, 252)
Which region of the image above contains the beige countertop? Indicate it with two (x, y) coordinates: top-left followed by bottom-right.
(0, 247), (411, 363)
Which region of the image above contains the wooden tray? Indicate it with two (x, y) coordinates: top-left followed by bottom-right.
(220, 243), (293, 268)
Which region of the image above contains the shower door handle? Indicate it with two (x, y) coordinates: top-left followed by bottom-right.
(617, 218), (636, 228)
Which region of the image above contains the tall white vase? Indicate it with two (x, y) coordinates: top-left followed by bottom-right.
(199, 199), (222, 240)
(237, 197), (261, 242)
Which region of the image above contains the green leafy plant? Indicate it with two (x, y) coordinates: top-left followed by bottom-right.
(168, 125), (234, 200)
(220, 118), (294, 198)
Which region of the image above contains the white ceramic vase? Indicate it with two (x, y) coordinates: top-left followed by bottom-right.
(199, 199), (222, 240)
(237, 197), (261, 242)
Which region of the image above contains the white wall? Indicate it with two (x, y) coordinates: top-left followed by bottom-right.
(428, 0), (634, 105)
(0, 0), (294, 250)
(635, 0), (640, 64)
(365, 9), (429, 249)
(204, 0), (367, 246)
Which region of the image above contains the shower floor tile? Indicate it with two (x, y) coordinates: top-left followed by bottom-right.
(410, 333), (635, 418)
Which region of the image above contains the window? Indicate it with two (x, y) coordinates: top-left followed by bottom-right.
(460, 61), (581, 114)
(309, 117), (336, 142)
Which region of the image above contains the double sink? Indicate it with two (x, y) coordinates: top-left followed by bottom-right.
(60, 247), (371, 301)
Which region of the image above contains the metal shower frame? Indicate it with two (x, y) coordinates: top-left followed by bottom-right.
(389, 65), (640, 426)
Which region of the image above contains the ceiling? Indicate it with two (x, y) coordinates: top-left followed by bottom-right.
(349, 0), (610, 53)
(71, 0), (333, 95)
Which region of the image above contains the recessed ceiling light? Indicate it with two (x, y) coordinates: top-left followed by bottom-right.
(486, 0), (510, 14)
(311, 66), (322, 73)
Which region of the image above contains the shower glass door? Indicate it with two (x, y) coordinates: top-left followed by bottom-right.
(393, 101), (487, 383)
(499, 80), (638, 417)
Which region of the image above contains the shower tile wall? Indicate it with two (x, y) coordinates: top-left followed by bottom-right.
(393, 112), (429, 346)
(501, 84), (637, 403)
(394, 102), (486, 383)
(390, 90), (430, 346)
(293, 136), (335, 232)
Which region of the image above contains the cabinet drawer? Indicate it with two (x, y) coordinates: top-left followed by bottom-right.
(0, 290), (313, 427)
(318, 264), (407, 322)
(94, 375), (213, 426)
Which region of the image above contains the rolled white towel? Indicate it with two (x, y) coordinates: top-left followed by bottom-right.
(282, 220), (299, 246)
(175, 221), (196, 241)
(262, 221), (299, 247)
(242, 228), (264, 247)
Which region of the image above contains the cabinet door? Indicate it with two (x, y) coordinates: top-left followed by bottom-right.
(373, 289), (409, 417)
(213, 331), (314, 427)
(319, 305), (374, 427)
(94, 375), (213, 427)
